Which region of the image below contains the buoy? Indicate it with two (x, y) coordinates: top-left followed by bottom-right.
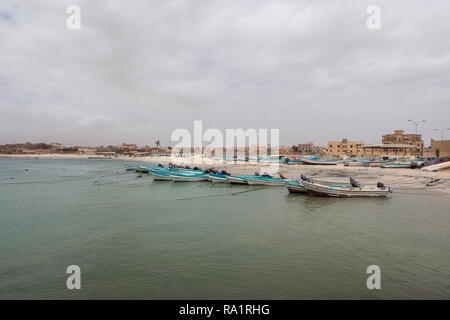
(25, 168), (29, 171)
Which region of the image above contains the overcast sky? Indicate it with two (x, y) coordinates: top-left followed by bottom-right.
(1, 0), (449, 147)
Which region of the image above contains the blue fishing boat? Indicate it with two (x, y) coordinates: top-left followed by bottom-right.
(170, 171), (209, 182)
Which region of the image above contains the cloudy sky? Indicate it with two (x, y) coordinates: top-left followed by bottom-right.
(1, 0), (449, 147)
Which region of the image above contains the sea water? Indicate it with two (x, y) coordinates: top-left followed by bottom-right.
(0, 157), (449, 299)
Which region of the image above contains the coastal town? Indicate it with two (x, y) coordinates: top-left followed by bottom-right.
(1, 128), (449, 159)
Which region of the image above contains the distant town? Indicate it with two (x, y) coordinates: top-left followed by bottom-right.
(1, 129), (449, 158)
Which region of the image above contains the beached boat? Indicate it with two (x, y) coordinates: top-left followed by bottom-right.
(148, 168), (173, 181)
(343, 161), (366, 167)
(226, 175), (255, 184)
(285, 159), (303, 165)
(170, 172), (209, 182)
(380, 162), (413, 168)
(285, 180), (307, 193)
(422, 160), (450, 172)
(301, 180), (391, 197)
(208, 173), (229, 183)
(124, 164), (139, 171)
(300, 156), (338, 165)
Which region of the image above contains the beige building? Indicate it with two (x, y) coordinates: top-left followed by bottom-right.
(426, 139), (450, 157)
(327, 138), (364, 156)
(297, 142), (325, 155)
(382, 130), (424, 155)
(357, 129), (425, 157)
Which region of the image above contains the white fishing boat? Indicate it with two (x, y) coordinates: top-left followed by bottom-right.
(208, 173), (229, 183)
(246, 175), (287, 186)
(136, 166), (149, 173)
(170, 173), (209, 182)
(227, 175), (252, 184)
(301, 180), (391, 197)
(300, 156), (338, 165)
(148, 169), (173, 181)
(380, 162), (412, 168)
(285, 180), (307, 193)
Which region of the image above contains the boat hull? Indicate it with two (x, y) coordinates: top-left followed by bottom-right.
(227, 176), (248, 184)
(170, 174), (208, 182)
(301, 158), (338, 165)
(148, 170), (172, 181)
(209, 175), (228, 183)
(285, 181), (307, 193)
(301, 181), (390, 197)
(246, 177), (286, 186)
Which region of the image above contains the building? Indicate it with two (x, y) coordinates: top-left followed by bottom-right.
(382, 130), (424, 155)
(427, 139), (450, 157)
(358, 144), (418, 157)
(327, 138), (364, 156)
(297, 142), (325, 155)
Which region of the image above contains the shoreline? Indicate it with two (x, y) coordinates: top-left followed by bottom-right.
(1, 153), (449, 195)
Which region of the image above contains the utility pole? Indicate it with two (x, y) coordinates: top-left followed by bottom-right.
(434, 128), (450, 140)
(407, 119), (426, 135)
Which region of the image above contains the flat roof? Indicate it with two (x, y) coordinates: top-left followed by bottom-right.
(360, 144), (417, 148)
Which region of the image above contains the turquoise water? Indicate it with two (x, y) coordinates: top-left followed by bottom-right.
(0, 157), (449, 299)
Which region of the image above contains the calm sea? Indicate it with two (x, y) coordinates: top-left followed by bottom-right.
(0, 157), (449, 299)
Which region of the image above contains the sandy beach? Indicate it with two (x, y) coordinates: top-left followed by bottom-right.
(2, 153), (450, 195)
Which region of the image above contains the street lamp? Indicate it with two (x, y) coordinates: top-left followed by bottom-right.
(407, 119), (426, 135)
(434, 128), (450, 140)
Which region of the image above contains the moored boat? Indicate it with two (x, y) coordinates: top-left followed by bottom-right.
(208, 173), (229, 183)
(170, 172), (209, 182)
(148, 168), (173, 181)
(246, 175), (287, 186)
(301, 180), (392, 197)
(285, 180), (307, 193)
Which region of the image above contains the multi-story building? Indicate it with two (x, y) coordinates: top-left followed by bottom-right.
(426, 139), (450, 157)
(358, 129), (425, 157)
(297, 142), (325, 155)
(382, 130), (424, 154)
(327, 138), (364, 156)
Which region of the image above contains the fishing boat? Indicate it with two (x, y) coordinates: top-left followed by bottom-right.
(380, 162), (413, 168)
(124, 164), (139, 171)
(208, 173), (229, 183)
(285, 158), (303, 165)
(285, 180), (306, 193)
(148, 168), (173, 181)
(226, 175), (255, 184)
(301, 180), (392, 197)
(300, 156), (338, 165)
(170, 172), (209, 182)
(343, 160), (366, 167)
(136, 166), (150, 173)
(246, 175), (287, 186)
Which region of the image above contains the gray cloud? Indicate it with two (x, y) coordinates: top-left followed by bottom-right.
(1, 0), (449, 146)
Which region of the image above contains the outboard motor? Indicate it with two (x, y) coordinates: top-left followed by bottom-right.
(377, 182), (385, 188)
(300, 174), (307, 181)
(221, 170), (229, 175)
(350, 177), (360, 188)
(158, 163), (163, 167)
